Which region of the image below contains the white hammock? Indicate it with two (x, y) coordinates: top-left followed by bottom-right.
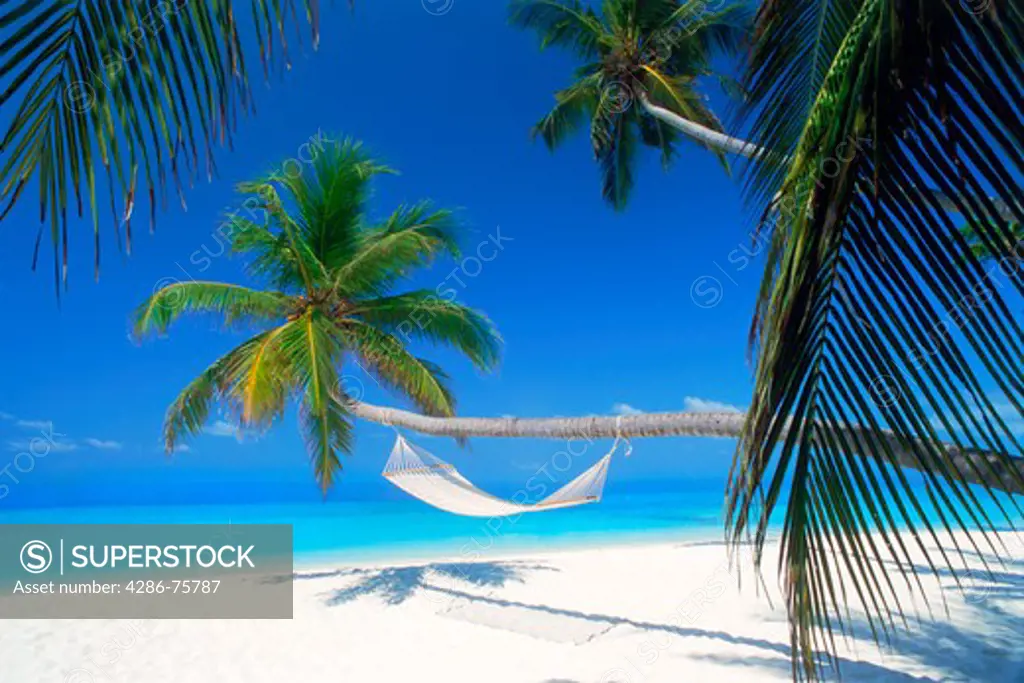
(382, 434), (622, 517)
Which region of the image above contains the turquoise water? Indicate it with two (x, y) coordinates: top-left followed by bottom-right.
(0, 483), (734, 566)
(6, 475), (1005, 568)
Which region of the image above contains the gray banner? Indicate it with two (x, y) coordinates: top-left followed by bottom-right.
(0, 524), (293, 618)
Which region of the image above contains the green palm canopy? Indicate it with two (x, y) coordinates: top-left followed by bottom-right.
(509, 0), (750, 209)
(728, 2), (1024, 680)
(1, 0), (331, 293)
(132, 139), (502, 492)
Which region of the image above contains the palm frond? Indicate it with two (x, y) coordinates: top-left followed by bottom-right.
(739, 0), (864, 204)
(281, 309), (347, 492)
(508, 0), (609, 58)
(638, 108), (679, 167)
(1, 0), (325, 292)
(250, 137), (395, 272)
(299, 390), (352, 494)
(532, 73), (603, 150)
(659, 1), (751, 63)
(132, 281), (291, 338)
(351, 290), (502, 371)
(234, 179), (327, 292)
(238, 321), (299, 427)
(161, 330), (277, 452)
(598, 0), (628, 33)
(592, 99), (637, 210)
(333, 201), (462, 297)
(229, 217), (309, 291)
(341, 319), (457, 418)
(731, 2), (1024, 680)
(631, 0), (684, 27)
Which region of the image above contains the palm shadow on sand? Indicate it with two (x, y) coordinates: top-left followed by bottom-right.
(694, 552), (1024, 681)
(295, 560), (559, 606)
(305, 557), (1024, 681)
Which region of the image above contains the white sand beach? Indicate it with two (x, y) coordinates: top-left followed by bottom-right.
(4, 532), (1024, 683)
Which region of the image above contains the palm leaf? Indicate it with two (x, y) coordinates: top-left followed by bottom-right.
(251, 137), (395, 272)
(299, 389), (352, 494)
(161, 330), (276, 452)
(132, 280), (291, 337)
(229, 217), (310, 291)
(340, 319), (457, 418)
(281, 309), (347, 491)
(641, 65), (729, 169)
(637, 111), (678, 168)
(239, 321), (298, 427)
(508, 0), (610, 58)
(234, 178), (327, 293)
(592, 100), (637, 210)
(740, 0), (863, 204)
(351, 290), (502, 371)
(731, 2), (1024, 679)
(1, 0), (325, 293)
(658, 1), (751, 63)
(333, 201), (462, 297)
(532, 73), (603, 150)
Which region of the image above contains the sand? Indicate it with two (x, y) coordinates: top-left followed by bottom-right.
(4, 531), (1024, 683)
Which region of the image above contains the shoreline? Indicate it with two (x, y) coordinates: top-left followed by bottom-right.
(292, 523), (736, 569)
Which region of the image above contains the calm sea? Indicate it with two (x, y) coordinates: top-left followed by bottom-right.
(0, 480), (737, 566)
(4, 471), (1009, 567)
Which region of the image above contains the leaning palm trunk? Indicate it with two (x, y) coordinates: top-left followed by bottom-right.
(640, 96), (1021, 223)
(638, 94), (767, 159)
(347, 400), (1024, 495)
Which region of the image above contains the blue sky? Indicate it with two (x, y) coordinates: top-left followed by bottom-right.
(0, 1), (771, 507)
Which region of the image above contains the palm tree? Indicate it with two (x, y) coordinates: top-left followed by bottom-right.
(131, 138), (501, 492)
(511, 0), (1021, 244)
(1, 0), (338, 293)
(726, 1), (1024, 679)
(509, 0), (753, 209)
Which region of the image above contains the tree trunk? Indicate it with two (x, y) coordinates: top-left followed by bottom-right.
(640, 95), (1019, 221)
(347, 400), (1024, 495)
(638, 95), (766, 159)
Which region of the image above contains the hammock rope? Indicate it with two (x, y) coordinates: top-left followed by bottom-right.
(382, 434), (622, 517)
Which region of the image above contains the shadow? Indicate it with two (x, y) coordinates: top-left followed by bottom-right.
(686, 654), (932, 682)
(884, 607), (1024, 681)
(300, 561), (558, 606)
(308, 554), (1024, 681)
(415, 583), (797, 654)
(878, 555), (1024, 609)
(862, 562), (1024, 682)
(744, 555), (1024, 682)
(419, 583), (937, 680)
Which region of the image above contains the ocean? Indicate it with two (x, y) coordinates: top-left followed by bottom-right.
(0, 480), (738, 566)
(4, 471), (1007, 568)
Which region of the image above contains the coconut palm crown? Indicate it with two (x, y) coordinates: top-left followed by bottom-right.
(510, 0), (750, 209)
(132, 138), (502, 492)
